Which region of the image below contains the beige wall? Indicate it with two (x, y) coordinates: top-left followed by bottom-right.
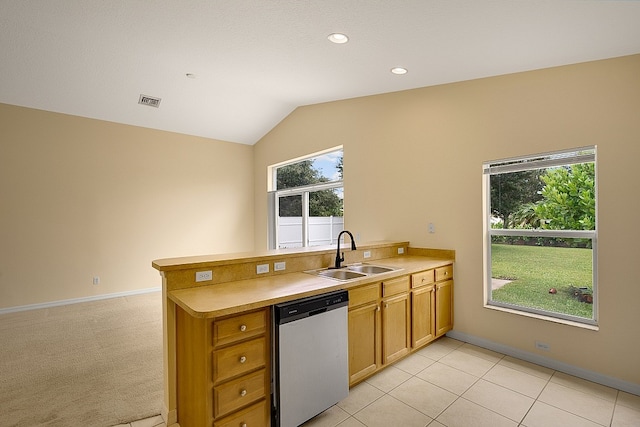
(253, 55), (640, 385)
(0, 104), (255, 309)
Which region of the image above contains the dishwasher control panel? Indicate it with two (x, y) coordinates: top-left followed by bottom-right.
(275, 290), (348, 324)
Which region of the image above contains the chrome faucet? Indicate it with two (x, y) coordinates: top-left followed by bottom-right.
(332, 230), (357, 269)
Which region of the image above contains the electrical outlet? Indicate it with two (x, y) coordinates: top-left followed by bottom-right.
(535, 341), (550, 351)
(274, 262), (286, 271)
(257, 264), (269, 274)
(92, 276), (100, 285)
(363, 250), (371, 259)
(428, 222), (435, 233)
(195, 270), (213, 282)
(398, 247), (405, 254)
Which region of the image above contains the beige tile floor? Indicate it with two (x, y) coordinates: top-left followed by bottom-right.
(125, 337), (640, 427)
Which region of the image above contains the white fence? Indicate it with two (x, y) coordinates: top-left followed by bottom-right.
(278, 216), (344, 248)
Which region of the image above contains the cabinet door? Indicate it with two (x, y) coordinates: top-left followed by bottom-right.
(348, 302), (381, 385)
(382, 292), (410, 365)
(435, 280), (453, 337)
(411, 285), (435, 348)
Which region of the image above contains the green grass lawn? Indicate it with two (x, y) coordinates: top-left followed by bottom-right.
(491, 243), (593, 319)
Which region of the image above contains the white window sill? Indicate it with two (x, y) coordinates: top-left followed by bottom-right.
(484, 303), (599, 331)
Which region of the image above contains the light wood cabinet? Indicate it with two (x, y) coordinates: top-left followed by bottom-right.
(411, 284), (435, 348)
(381, 276), (410, 365)
(176, 306), (271, 427)
(348, 275), (412, 385)
(435, 269), (454, 336)
(410, 265), (454, 346)
(348, 301), (380, 384)
(348, 283), (381, 385)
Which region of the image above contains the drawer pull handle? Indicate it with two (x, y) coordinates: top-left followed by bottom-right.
(241, 423), (247, 427)
(240, 389), (247, 397)
(239, 356), (247, 363)
(240, 324), (247, 332)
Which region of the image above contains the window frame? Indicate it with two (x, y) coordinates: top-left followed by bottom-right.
(483, 146), (598, 327)
(268, 147), (343, 249)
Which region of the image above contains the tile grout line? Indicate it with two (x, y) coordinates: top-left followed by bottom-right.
(515, 366), (555, 427)
(609, 390), (620, 427)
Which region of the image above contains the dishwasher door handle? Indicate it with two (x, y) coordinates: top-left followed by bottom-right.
(308, 307), (327, 317)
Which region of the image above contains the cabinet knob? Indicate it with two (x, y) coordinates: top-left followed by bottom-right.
(240, 324), (247, 332)
(239, 355), (247, 363)
(241, 423), (247, 427)
(385, 303), (389, 309)
(240, 389), (247, 397)
(376, 305), (380, 312)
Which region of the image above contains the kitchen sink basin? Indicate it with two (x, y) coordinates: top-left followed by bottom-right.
(347, 265), (395, 274)
(316, 270), (367, 281)
(306, 263), (400, 282)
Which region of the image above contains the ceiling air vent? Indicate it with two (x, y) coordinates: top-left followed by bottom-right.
(138, 94), (161, 108)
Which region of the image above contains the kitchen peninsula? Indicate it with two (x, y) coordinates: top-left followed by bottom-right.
(153, 241), (454, 427)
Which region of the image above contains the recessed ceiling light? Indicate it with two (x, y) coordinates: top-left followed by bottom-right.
(328, 33), (349, 44)
(391, 67), (408, 75)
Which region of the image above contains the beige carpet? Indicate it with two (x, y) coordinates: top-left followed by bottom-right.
(0, 292), (163, 427)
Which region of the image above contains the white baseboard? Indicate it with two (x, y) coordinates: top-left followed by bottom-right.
(446, 330), (640, 396)
(0, 287), (161, 315)
(162, 404), (179, 427)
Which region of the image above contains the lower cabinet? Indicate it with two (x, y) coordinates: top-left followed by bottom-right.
(347, 276), (411, 386)
(411, 285), (435, 348)
(176, 306), (271, 427)
(435, 277), (454, 336)
(348, 283), (381, 385)
(435, 264), (454, 337)
(381, 277), (411, 365)
(348, 301), (380, 384)
(348, 263), (453, 385)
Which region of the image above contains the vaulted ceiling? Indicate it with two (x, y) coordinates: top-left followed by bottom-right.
(2, 1), (640, 145)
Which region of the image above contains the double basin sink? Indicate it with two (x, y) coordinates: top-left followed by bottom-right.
(306, 263), (400, 281)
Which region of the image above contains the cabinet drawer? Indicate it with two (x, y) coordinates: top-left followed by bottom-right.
(435, 265), (453, 282)
(213, 337), (266, 383)
(411, 270), (434, 288)
(213, 399), (268, 427)
(213, 369), (266, 418)
(382, 276), (409, 297)
(213, 309), (267, 347)
(349, 283), (380, 307)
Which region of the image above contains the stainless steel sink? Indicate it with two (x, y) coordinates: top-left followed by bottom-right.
(316, 270), (367, 281)
(347, 265), (395, 274)
(306, 263), (400, 282)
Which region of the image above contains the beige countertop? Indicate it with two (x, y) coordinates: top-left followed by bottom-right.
(169, 255), (453, 318)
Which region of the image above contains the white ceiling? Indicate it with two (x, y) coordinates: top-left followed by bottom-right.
(2, 1), (640, 145)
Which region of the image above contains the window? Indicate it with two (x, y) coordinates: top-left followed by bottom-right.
(483, 147), (597, 326)
(268, 148), (343, 249)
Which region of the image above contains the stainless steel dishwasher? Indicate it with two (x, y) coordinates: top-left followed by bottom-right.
(273, 290), (349, 427)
